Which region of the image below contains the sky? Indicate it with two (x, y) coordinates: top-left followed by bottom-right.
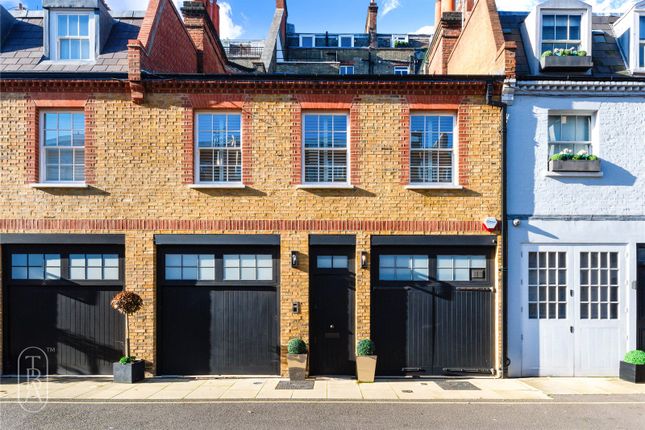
(0, 0), (635, 40)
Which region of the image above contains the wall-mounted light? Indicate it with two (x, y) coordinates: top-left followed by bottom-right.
(291, 251), (299, 268)
(512, 218), (521, 227)
(360, 251), (369, 269)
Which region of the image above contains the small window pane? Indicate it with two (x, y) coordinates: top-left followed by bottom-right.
(224, 267), (240, 280)
(79, 15), (89, 36)
(12, 254), (27, 266)
(166, 267), (182, 280)
(333, 256), (348, 269)
(318, 256), (332, 268)
(58, 15), (68, 36)
(68, 15), (79, 36)
(13, 267), (28, 280)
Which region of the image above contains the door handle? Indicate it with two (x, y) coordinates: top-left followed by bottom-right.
(570, 326), (574, 334)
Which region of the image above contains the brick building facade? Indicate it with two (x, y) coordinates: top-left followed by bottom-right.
(0, 0), (505, 378)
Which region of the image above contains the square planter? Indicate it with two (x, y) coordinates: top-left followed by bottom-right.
(549, 159), (600, 173)
(287, 354), (308, 381)
(113, 360), (145, 384)
(619, 361), (645, 383)
(356, 356), (377, 383)
(540, 55), (593, 71)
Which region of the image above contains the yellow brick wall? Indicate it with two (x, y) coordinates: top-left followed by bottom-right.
(0, 91), (503, 376)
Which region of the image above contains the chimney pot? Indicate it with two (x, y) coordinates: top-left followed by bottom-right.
(442, 0), (455, 13)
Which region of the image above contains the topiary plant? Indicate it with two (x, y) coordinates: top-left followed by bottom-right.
(111, 291), (144, 363)
(624, 350), (645, 365)
(357, 339), (376, 357)
(288, 338), (307, 354)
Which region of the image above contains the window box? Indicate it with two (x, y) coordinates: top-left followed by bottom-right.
(548, 159), (600, 173)
(619, 361), (645, 384)
(540, 55), (592, 71)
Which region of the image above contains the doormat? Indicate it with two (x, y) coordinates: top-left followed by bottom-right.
(275, 381), (315, 390)
(436, 381), (480, 391)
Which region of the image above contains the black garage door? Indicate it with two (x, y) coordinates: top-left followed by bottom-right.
(157, 244), (279, 375)
(2, 245), (125, 375)
(371, 241), (495, 376)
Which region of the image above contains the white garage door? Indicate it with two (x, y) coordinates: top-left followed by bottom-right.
(521, 246), (625, 376)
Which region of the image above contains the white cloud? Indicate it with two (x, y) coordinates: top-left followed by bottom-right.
(218, 1), (244, 39)
(495, 0), (632, 12)
(105, 1), (243, 39)
(413, 25), (434, 34)
(381, 0), (401, 16)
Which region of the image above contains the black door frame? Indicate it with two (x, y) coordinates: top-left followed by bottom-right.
(308, 244), (356, 376)
(2, 243), (125, 375)
(156, 244), (281, 375)
(370, 244), (495, 376)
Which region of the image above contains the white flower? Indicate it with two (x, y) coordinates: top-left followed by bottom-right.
(561, 149), (573, 155)
(577, 150), (588, 156)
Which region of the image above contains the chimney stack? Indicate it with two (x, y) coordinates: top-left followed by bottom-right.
(203, 0), (220, 35)
(365, 0), (378, 48)
(442, 0), (455, 13)
(435, 0), (442, 27)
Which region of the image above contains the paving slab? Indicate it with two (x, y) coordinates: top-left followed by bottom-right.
(290, 380), (327, 399)
(256, 380), (293, 399)
(326, 380), (362, 400)
(358, 382), (398, 400)
(111, 382), (170, 400)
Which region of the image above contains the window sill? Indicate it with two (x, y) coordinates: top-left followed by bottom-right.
(29, 183), (89, 189)
(405, 184), (463, 190)
(545, 171), (603, 178)
(296, 183), (355, 190)
(188, 183), (246, 189)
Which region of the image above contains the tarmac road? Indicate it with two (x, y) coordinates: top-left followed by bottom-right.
(2, 395), (644, 430)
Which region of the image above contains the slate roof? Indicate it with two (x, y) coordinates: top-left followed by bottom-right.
(499, 12), (629, 79)
(0, 10), (143, 74)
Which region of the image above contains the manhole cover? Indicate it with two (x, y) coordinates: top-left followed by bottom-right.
(275, 381), (315, 390)
(436, 381), (480, 391)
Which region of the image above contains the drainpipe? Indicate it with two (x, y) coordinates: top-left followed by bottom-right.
(486, 81), (508, 378)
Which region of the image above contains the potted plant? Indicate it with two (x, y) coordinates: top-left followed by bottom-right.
(619, 350), (645, 383)
(111, 291), (145, 383)
(356, 339), (377, 383)
(549, 149), (600, 173)
(540, 48), (592, 70)
(287, 338), (308, 381)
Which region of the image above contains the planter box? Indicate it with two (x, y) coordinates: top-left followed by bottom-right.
(287, 354), (308, 381)
(540, 55), (593, 71)
(619, 361), (645, 383)
(356, 356), (377, 383)
(549, 159), (601, 173)
(113, 360), (145, 384)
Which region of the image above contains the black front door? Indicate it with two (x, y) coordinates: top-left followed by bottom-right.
(637, 246), (645, 350)
(309, 246), (355, 375)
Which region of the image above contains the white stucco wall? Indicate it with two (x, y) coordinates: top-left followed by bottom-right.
(507, 95), (645, 217)
(506, 93), (645, 377)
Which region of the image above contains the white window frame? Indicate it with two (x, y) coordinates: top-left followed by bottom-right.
(408, 112), (459, 188)
(299, 34), (315, 48)
(639, 14), (645, 69)
(339, 65), (354, 75)
(546, 112), (595, 158)
(394, 66), (410, 75)
(539, 11), (584, 54)
(39, 110), (86, 185)
(193, 111), (243, 186)
(301, 113), (351, 186)
(49, 10), (96, 62)
(338, 35), (355, 48)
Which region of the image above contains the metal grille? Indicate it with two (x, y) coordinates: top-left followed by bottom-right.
(410, 115), (454, 184)
(528, 252), (567, 320)
(579, 252), (619, 320)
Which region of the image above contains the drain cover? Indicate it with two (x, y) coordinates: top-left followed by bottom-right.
(436, 381), (480, 391)
(401, 390), (414, 393)
(275, 381), (315, 390)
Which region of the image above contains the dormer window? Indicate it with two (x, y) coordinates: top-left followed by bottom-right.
(339, 35), (354, 48)
(50, 11), (95, 61)
(541, 14), (581, 53)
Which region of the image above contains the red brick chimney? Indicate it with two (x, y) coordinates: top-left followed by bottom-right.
(442, 0), (455, 12)
(205, 0), (220, 35)
(365, 0), (378, 48)
(435, 0), (442, 27)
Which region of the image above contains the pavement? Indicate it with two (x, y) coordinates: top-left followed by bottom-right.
(1, 376), (645, 401)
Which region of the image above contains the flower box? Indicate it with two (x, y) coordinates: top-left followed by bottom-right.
(619, 361), (645, 383)
(549, 159), (600, 173)
(113, 360), (145, 383)
(540, 55), (593, 71)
